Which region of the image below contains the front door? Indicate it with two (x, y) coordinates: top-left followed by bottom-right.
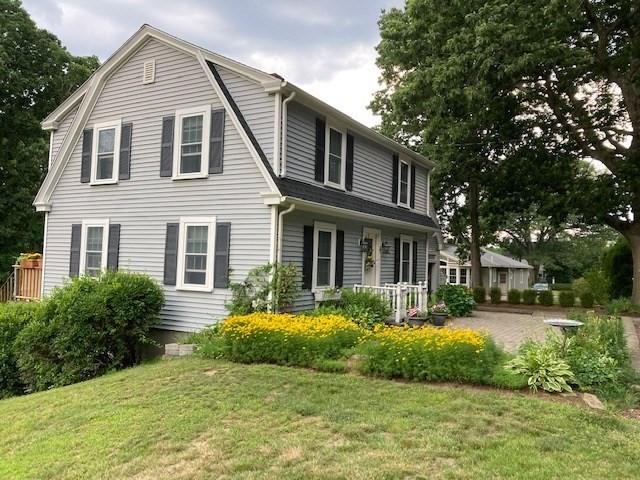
(362, 228), (381, 286)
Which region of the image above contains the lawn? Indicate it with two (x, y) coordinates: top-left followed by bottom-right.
(1, 358), (639, 479)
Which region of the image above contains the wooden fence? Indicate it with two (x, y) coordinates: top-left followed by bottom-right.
(0, 264), (42, 303)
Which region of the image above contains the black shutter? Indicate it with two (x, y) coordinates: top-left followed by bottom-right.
(209, 109), (225, 174)
(163, 223), (179, 285)
(160, 116), (175, 177)
(345, 134), (354, 191)
(410, 164), (417, 208)
(81, 129), (92, 183)
(391, 154), (399, 203)
(393, 237), (400, 283)
(119, 123), (133, 180)
(412, 240), (418, 284)
(302, 225), (314, 290)
(336, 229), (344, 287)
(107, 224), (121, 271)
(214, 222), (231, 288)
(314, 118), (325, 182)
(69, 224), (82, 277)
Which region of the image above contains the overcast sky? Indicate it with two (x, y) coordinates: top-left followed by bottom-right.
(22, 0), (404, 127)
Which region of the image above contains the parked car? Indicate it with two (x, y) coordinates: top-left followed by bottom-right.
(532, 283), (550, 291)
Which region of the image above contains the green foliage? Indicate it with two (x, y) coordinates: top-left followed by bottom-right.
(489, 287), (502, 304)
(14, 272), (164, 392)
(0, 1), (99, 279)
(304, 290), (392, 329)
(605, 298), (640, 315)
(551, 283), (572, 291)
(602, 239), (633, 300)
(507, 290), (521, 305)
(583, 268), (610, 305)
(558, 290), (575, 308)
(506, 341), (574, 393)
(580, 292), (595, 309)
(312, 358), (348, 374)
(0, 302), (44, 398)
(435, 284), (475, 317)
(473, 286), (486, 304)
(522, 289), (537, 305)
(489, 363), (529, 390)
(538, 290), (554, 306)
(571, 278), (591, 298)
(227, 263), (299, 315)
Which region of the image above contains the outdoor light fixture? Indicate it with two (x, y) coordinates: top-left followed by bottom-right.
(381, 241), (391, 254)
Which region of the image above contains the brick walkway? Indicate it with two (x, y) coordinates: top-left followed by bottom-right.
(451, 310), (640, 371)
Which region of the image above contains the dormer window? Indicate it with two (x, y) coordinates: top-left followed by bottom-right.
(397, 159), (411, 207)
(324, 124), (346, 189)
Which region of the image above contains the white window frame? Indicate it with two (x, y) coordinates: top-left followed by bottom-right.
(312, 221), (337, 291)
(176, 216), (216, 292)
(460, 267), (468, 286)
(399, 234), (413, 283)
(91, 120), (121, 185)
(324, 123), (347, 190)
(79, 218), (110, 276)
(397, 158), (412, 208)
(172, 106), (211, 180)
(449, 267), (458, 285)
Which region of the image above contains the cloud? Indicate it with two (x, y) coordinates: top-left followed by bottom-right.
(22, 0), (402, 126)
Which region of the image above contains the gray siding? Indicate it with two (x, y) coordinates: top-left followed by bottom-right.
(217, 65), (274, 164)
(281, 210), (428, 311)
(50, 106), (78, 165)
(44, 38), (272, 332)
(285, 101), (431, 216)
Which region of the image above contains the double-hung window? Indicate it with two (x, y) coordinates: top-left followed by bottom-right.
(91, 121), (121, 184)
(173, 107), (211, 179)
(79, 219), (109, 276)
(313, 222), (337, 290)
(397, 159), (411, 207)
(325, 124), (346, 189)
(449, 268), (458, 284)
(460, 267), (468, 285)
(177, 217), (216, 291)
(399, 235), (413, 283)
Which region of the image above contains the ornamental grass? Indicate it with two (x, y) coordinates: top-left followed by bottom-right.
(357, 325), (502, 384)
(218, 313), (365, 366)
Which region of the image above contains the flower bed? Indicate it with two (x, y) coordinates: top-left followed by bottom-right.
(358, 325), (501, 383)
(217, 313), (365, 366)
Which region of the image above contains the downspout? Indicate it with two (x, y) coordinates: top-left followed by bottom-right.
(280, 92), (296, 177)
(276, 203), (296, 263)
(272, 92), (282, 175)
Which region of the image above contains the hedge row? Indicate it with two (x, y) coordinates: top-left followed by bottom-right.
(471, 286), (595, 308)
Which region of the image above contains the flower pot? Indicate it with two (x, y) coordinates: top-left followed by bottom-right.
(430, 314), (447, 326)
(20, 259), (41, 269)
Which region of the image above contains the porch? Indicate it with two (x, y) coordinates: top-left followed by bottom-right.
(0, 264), (43, 303)
(354, 282), (429, 323)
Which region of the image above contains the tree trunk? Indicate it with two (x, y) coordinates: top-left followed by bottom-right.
(469, 181), (483, 287)
(625, 226), (640, 305)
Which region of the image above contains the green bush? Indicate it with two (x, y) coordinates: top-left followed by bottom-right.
(571, 278), (591, 299)
(0, 302), (44, 398)
(339, 289), (392, 328)
(522, 289), (537, 305)
(580, 292), (595, 309)
(602, 238), (632, 300)
(558, 290), (575, 308)
(506, 340), (574, 393)
(227, 263), (299, 315)
(473, 286), (486, 304)
(551, 283), (572, 291)
(538, 290), (554, 306)
(15, 271), (164, 392)
(507, 289), (521, 304)
(489, 287), (502, 304)
(605, 297), (640, 315)
(435, 284), (475, 317)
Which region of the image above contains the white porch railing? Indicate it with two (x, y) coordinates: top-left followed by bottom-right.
(354, 282), (429, 323)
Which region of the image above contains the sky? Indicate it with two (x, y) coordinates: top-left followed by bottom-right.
(22, 0), (405, 127)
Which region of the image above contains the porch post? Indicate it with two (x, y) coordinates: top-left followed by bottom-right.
(395, 283), (403, 323)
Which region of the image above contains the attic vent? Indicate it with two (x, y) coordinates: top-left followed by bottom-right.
(142, 60), (156, 84)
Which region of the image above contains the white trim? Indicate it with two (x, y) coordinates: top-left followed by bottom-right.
(269, 205), (278, 264)
(79, 219), (110, 276)
(41, 212), (49, 298)
(361, 227), (382, 287)
(312, 221), (337, 291)
(176, 216), (216, 292)
(397, 159), (412, 208)
(426, 170), (431, 213)
(324, 123), (347, 190)
(48, 131), (54, 168)
(172, 105), (211, 180)
(90, 120), (121, 185)
(399, 234), (413, 283)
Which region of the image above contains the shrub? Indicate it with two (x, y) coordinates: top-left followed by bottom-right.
(507, 289), (521, 304)
(602, 238), (632, 300)
(571, 278), (591, 299)
(339, 289), (392, 328)
(522, 289), (537, 305)
(506, 341), (574, 393)
(358, 325), (502, 384)
(0, 302), (44, 398)
(473, 286), (486, 304)
(558, 290), (575, 308)
(227, 263), (299, 315)
(489, 287), (502, 304)
(605, 297), (640, 315)
(551, 283), (572, 291)
(435, 284), (475, 317)
(580, 292), (595, 309)
(583, 268), (610, 305)
(216, 313), (365, 366)
(15, 271), (164, 392)
(538, 290), (554, 306)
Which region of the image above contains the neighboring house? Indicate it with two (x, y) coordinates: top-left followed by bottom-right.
(440, 245), (533, 294)
(34, 25), (441, 335)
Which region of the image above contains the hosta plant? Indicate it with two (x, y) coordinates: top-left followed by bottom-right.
(506, 341), (575, 393)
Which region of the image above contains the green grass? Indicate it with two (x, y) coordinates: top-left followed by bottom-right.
(1, 358), (639, 479)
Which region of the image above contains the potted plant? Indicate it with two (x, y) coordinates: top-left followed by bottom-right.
(429, 302), (449, 326)
(406, 308), (429, 327)
(17, 252), (42, 269)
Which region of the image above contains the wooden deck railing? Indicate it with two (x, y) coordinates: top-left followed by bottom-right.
(354, 282), (429, 323)
(0, 264), (42, 303)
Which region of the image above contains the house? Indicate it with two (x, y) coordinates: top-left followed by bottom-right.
(440, 245), (533, 294)
(34, 25), (442, 336)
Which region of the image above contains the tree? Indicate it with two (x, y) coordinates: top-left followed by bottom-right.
(602, 238), (633, 299)
(0, 0), (98, 278)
